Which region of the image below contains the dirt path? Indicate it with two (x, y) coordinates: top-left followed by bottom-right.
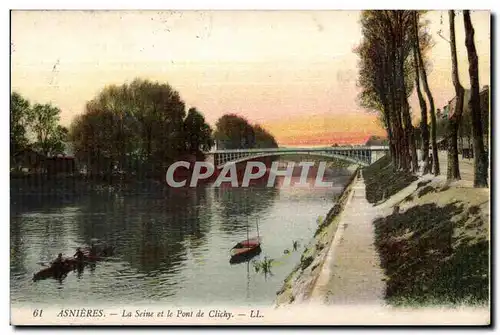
(420, 150), (477, 186)
(310, 171), (385, 305)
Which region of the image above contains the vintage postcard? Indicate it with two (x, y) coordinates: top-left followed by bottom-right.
(10, 9), (491, 326)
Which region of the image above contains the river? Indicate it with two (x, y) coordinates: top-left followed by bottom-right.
(10, 164), (353, 307)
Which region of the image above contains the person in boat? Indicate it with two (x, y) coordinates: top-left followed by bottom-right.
(52, 253), (65, 274)
(74, 248), (85, 262)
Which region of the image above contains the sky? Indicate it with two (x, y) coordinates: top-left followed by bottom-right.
(11, 10), (491, 146)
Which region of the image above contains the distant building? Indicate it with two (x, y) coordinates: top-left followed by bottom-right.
(447, 85), (489, 120)
(11, 149), (46, 173)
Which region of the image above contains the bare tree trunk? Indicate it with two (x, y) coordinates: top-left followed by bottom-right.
(391, 55), (409, 171)
(396, 105), (407, 171)
(416, 17), (439, 175)
(463, 10), (488, 187)
(447, 10), (464, 181)
(389, 70), (404, 170)
(413, 12), (430, 174)
(381, 97), (397, 168)
(399, 59), (418, 173)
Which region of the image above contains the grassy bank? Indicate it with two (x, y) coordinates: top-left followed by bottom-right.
(274, 168), (359, 305)
(363, 159), (489, 307)
(363, 156), (418, 204)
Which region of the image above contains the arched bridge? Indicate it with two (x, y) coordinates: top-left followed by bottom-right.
(205, 146), (389, 169)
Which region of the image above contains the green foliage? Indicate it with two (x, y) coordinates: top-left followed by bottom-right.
(355, 10), (433, 172)
(31, 103), (67, 156)
(253, 256), (274, 275)
(184, 108), (214, 153)
(10, 92), (32, 155)
(10, 92), (67, 161)
(253, 124), (278, 148)
(69, 78), (214, 177)
(214, 114), (256, 149)
(214, 114), (278, 149)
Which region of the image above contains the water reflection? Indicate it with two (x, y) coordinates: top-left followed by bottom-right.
(72, 187), (214, 275)
(215, 186), (278, 235)
(11, 165), (351, 305)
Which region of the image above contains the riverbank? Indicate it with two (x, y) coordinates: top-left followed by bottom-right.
(274, 166), (360, 305)
(275, 155), (490, 312)
(10, 175), (166, 198)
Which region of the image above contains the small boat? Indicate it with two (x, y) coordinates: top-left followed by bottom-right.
(32, 258), (79, 281)
(32, 244), (115, 281)
(230, 241), (262, 264)
(230, 219), (262, 264)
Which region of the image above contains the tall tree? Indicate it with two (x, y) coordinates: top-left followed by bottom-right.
(356, 11), (418, 172)
(463, 10), (488, 187)
(69, 106), (116, 176)
(414, 12), (440, 175)
(69, 78), (212, 178)
(412, 12), (430, 174)
(447, 10), (465, 180)
(183, 107), (214, 153)
(10, 92), (32, 156)
(31, 103), (65, 157)
(214, 114), (256, 149)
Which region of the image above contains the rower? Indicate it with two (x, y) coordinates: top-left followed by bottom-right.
(52, 253), (64, 272)
(74, 248), (84, 262)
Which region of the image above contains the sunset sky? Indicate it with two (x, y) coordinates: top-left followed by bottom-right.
(11, 10), (490, 146)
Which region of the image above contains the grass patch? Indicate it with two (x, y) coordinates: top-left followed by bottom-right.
(363, 156), (418, 204)
(373, 202), (489, 306)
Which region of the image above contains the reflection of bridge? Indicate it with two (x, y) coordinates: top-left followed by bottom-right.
(205, 146), (389, 169)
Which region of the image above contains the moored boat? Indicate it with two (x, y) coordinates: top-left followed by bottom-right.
(230, 241), (262, 264)
(229, 218), (262, 264)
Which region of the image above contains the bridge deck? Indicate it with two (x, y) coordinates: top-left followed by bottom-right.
(205, 146), (389, 168)
(208, 146), (389, 154)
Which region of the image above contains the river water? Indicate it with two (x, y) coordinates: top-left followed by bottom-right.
(10, 166), (352, 307)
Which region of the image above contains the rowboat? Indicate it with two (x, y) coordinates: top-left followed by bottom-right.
(32, 258), (81, 281)
(229, 218), (262, 264)
(230, 239), (262, 264)
(32, 244), (115, 281)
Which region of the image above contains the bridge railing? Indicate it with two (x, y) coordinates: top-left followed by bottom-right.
(208, 146), (389, 154)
